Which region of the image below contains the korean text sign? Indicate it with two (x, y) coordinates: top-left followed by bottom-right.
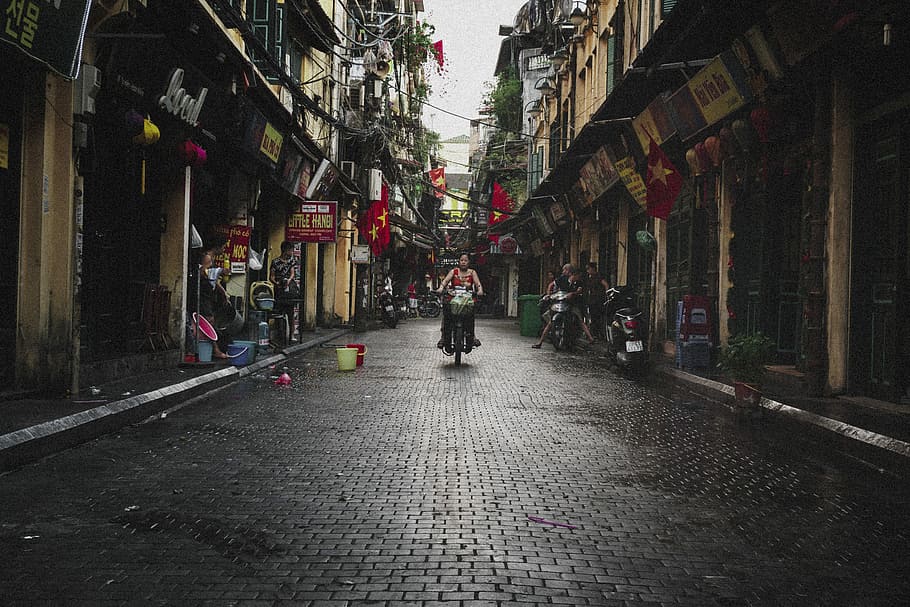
(1, 0), (91, 79)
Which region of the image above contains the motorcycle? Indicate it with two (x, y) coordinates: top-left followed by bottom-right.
(417, 292), (441, 318)
(544, 290), (581, 351)
(603, 286), (648, 374)
(377, 280), (398, 328)
(440, 287), (478, 365)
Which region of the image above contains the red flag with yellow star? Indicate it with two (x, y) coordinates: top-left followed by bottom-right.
(488, 181), (513, 244)
(373, 183), (391, 254)
(645, 136), (682, 220)
(358, 203), (375, 251)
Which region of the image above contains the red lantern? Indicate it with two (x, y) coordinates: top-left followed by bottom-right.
(704, 136), (722, 167)
(178, 140), (208, 167)
(685, 147), (700, 176)
(731, 119), (753, 152)
(694, 142), (712, 174)
(750, 106), (772, 143)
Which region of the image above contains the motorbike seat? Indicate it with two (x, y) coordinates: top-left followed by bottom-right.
(615, 307), (641, 318)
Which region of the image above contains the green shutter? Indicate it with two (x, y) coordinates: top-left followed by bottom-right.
(662, 0), (678, 18)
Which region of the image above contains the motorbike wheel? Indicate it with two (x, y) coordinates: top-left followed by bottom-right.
(453, 325), (464, 365)
(421, 300), (441, 318)
(552, 318), (566, 351)
(382, 310), (398, 328)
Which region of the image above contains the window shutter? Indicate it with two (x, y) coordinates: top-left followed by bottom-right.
(662, 0), (678, 18)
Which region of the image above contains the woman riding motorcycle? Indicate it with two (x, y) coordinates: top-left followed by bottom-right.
(436, 253), (484, 348)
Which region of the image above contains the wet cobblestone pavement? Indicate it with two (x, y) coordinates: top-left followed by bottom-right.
(1, 318), (908, 605)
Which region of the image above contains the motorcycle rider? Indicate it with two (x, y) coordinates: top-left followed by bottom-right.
(436, 253), (484, 348)
(532, 263), (596, 348)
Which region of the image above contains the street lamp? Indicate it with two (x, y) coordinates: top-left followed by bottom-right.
(525, 99), (542, 120)
(549, 47), (569, 70)
(534, 76), (556, 97)
(570, 1), (587, 27)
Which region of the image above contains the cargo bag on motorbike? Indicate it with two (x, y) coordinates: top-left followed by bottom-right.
(449, 292), (474, 316)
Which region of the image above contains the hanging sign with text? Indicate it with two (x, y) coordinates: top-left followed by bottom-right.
(0, 0), (92, 79)
(286, 201), (338, 243)
(226, 225), (251, 273)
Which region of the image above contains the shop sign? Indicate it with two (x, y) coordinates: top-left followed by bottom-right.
(259, 122), (283, 163)
(296, 156), (315, 199)
(351, 243), (370, 264)
(632, 94), (677, 152)
(685, 54), (749, 129)
(499, 236), (518, 255)
(530, 204), (554, 237)
(578, 146), (619, 206)
(615, 156), (647, 208)
(0, 0), (91, 80)
(158, 68), (208, 127)
(305, 158), (340, 200)
(226, 225), (251, 274)
(548, 200), (570, 228)
(286, 201), (337, 243)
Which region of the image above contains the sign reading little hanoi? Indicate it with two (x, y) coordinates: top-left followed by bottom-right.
(287, 202), (337, 243)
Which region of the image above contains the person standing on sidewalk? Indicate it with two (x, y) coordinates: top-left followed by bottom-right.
(584, 262), (611, 338)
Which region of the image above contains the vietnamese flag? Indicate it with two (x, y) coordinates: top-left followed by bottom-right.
(358, 203), (375, 250)
(432, 40), (444, 69)
(428, 167), (446, 199)
(372, 183), (391, 254)
(645, 136), (683, 220)
(489, 181), (514, 244)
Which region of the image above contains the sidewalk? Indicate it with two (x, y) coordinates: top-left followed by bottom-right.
(575, 338), (910, 466)
(0, 329), (351, 471)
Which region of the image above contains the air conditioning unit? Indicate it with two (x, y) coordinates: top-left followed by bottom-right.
(340, 161), (357, 181)
(74, 64), (101, 116)
(368, 168), (383, 200)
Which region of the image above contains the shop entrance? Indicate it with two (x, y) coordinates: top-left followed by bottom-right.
(852, 113), (910, 403)
(0, 67), (22, 386)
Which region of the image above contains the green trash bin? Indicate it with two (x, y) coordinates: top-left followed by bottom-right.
(518, 294), (543, 337)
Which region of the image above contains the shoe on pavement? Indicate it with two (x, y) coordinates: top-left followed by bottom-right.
(473, 337), (481, 347)
(437, 339), (445, 349)
(531, 343), (541, 349)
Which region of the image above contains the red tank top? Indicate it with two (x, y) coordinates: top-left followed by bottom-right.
(452, 268), (474, 288)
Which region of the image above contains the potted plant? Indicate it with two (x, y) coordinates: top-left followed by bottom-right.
(716, 332), (775, 407)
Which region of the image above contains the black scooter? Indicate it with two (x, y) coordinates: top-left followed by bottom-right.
(603, 286), (647, 374)
(440, 288), (478, 366)
(378, 281), (398, 328)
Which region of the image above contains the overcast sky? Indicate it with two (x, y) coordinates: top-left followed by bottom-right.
(422, 0), (528, 141)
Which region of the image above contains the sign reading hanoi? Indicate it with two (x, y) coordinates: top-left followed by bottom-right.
(286, 202), (337, 243)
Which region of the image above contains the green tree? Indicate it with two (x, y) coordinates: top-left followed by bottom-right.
(484, 67), (522, 135)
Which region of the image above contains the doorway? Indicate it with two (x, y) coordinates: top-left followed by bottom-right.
(0, 65), (22, 386)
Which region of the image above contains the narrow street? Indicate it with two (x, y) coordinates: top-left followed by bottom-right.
(1, 317), (908, 606)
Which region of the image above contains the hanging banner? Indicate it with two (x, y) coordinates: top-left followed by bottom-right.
(615, 156), (648, 208)
(632, 94), (677, 152)
(0, 0), (92, 80)
(578, 146), (620, 206)
(287, 201), (338, 243)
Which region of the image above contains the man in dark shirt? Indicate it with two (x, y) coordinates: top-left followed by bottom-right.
(532, 264), (596, 347)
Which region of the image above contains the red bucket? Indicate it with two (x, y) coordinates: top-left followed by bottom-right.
(346, 343), (367, 366)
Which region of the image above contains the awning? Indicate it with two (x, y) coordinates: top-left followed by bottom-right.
(488, 213), (533, 236)
(390, 212), (437, 243)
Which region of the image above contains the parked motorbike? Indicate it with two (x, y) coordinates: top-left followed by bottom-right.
(394, 294), (410, 321)
(417, 292), (441, 318)
(544, 290), (581, 351)
(377, 281), (398, 328)
(603, 286), (647, 374)
(440, 288), (478, 365)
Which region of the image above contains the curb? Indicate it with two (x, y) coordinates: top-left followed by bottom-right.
(0, 330), (349, 471)
(655, 365), (910, 459)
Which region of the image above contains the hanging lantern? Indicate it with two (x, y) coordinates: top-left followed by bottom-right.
(694, 141), (712, 174)
(704, 135), (722, 167)
(719, 125), (737, 158)
(132, 117), (160, 146)
(750, 106), (772, 143)
(132, 117), (160, 196)
(124, 110), (145, 138)
(731, 118), (754, 152)
(178, 140), (208, 168)
(685, 147), (700, 176)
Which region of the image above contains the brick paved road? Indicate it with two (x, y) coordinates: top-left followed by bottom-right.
(1, 318), (908, 606)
